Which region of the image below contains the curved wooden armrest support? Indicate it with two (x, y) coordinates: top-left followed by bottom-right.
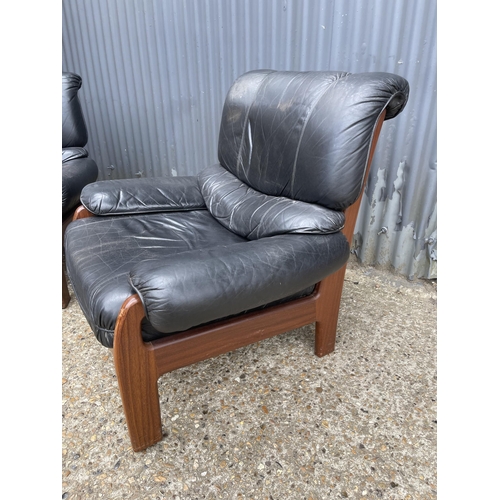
(72, 205), (94, 221)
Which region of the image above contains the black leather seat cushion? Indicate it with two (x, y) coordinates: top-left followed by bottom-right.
(66, 210), (241, 347)
(65, 208), (349, 348)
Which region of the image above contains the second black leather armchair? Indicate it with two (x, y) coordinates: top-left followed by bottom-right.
(62, 72), (98, 308)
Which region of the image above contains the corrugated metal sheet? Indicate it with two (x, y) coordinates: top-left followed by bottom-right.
(62, 0), (437, 279)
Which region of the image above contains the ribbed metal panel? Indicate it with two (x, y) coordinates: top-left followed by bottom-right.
(62, 0), (437, 279)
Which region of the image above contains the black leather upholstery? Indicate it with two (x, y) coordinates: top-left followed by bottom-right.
(199, 163), (345, 239)
(218, 71), (409, 210)
(65, 209), (330, 347)
(62, 72), (88, 148)
(129, 231), (349, 336)
(65, 70), (410, 348)
(81, 176), (206, 216)
(62, 72), (98, 219)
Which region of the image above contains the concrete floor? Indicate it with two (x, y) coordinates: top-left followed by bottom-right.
(62, 257), (437, 500)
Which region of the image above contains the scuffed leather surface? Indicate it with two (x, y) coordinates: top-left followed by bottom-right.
(62, 72), (88, 148)
(62, 157), (98, 218)
(81, 176), (205, 216)
(65, 210), (246, 347)
(218, 70), (409, 210)
(130, 232), (349, 335)
(199, 163), (345, 239)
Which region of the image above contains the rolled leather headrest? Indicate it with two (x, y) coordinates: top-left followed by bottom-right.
(62, 72), (88, 148)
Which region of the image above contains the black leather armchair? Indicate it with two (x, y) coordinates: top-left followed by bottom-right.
(62, 72), (98, 308)
(65, 70), (409, 451)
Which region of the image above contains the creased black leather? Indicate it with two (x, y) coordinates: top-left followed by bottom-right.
(129, 232), (349, 334)
(199, 163), (345, 239)
(62, 72), (88, 148)
(81, 176), (205, 216)
(65, 210), (246, 347)
(218, 70), (409, 210)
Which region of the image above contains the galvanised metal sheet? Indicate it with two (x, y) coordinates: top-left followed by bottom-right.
(62, 0), (437, 279)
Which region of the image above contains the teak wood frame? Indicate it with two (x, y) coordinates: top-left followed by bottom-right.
(71, 112), (386, 451)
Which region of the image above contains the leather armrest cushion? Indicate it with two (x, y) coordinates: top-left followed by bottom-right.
(62, 147), (89, 163)
(81, 176), (206, 215)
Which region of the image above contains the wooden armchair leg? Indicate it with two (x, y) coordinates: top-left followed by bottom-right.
(314, 265), (348, 358)
(63, 214), (72, 309)
(113, 296), (163, 451)
(62, 263), (71, 309)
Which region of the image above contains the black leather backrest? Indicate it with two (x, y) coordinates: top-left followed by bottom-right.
(217, 70), (409, 211)
(62, 72), (88, 149)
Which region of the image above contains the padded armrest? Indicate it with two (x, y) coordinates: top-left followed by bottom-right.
(129, 232), (350, 334)
(62, 147), (88, 163)
(81, 176), (206, 215)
